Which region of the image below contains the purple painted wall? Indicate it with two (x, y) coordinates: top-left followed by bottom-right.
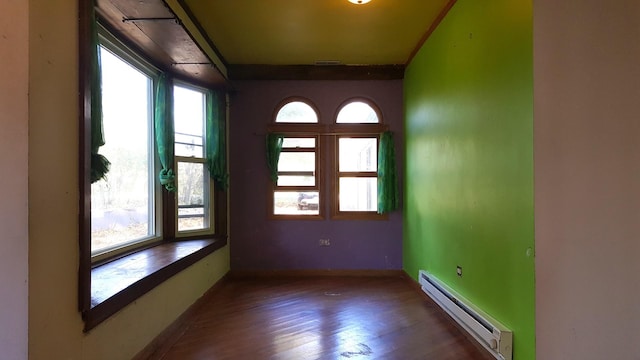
(229, 80), (403, 270)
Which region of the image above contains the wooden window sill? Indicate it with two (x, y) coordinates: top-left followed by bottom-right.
(330, 212), (389, 221)
(83, 237), (227, 331)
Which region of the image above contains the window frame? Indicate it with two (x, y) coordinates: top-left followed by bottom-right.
(175, 157), (215, 235)
(330, 98), (387, 220)
(89, 27), (163, 263)
(78, 15), (228, 331)
(268, 97), (324, 219)
(173, 82), (215, 237)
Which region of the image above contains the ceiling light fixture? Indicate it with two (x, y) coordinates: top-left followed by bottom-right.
(348, 0), (372, 4)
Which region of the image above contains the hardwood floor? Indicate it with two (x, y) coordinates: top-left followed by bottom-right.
(142, 275), (492, 360)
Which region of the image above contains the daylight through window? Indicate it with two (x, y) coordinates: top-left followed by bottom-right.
(334, 100), (382, 217)
(268, 98), (387, 220)
(91, 45), (158, 256)
(271, 99), (321, 217)
(174, 85), (213, 234)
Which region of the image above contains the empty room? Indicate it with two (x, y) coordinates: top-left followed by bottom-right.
(2, 0), (639, 359)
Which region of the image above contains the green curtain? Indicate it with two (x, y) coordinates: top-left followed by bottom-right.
(266, 133), (284, 183)
(377, 131), (399, 214)
(206, 90), (229, 190)
(154, 73), (176, 191)
(89, 0), (110, 183)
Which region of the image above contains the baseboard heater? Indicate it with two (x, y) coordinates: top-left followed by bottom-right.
(418, 270), (513, 360)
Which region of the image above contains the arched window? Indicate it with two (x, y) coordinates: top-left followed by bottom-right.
(336, 101), (380, 124)
(333, 99), (386, 219)
(275, 100), (318, 123)
(267, 97), (390, 220)
(269, 98), (321, 217)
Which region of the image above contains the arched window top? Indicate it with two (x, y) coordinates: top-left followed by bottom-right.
(275, 99), (318, 123)
(336, 100), (380, 124)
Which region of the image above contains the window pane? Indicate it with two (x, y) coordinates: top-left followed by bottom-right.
(275, 101), (318, 123)
(175, 132), (203, 158)
(174, 85), (204, 157)
(91, 46), (154, 254)
(339, 177), (377, 212)
(274, 191), (320, 215)
(336, 102), (379, 123)
(278, 152), (315, 172)
(282, 138), (315, 148)
(177, 161), (210, 232)
(339, 138), (377, 172)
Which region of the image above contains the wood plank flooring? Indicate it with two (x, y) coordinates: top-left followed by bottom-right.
(143, 275), (492, 360)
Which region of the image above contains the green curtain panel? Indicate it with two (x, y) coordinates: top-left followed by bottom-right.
(266, 133), (284, 183)
(206, 90), (229, 190)
(377, 131), (399, 213)
(154, 73), (176, 192)
(89, 0), (110, 183)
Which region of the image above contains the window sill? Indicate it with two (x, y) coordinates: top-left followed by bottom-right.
(330, 212), (389, 221)
(83, 237), (227, 331)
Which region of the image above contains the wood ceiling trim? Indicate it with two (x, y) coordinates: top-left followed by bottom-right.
(131, 20), (209, 64)
(96, 0), (174, 66)
(97, 0), (410, 83)
(165, 0), (229, 78)
(406, 0), (458, 64)
(171, 64), (226, 87)
(228, 64), (405, 81)
(109, 0), (173, 18)
(96, 0), (228, 88)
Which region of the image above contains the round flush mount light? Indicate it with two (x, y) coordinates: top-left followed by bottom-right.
(348, 0), (372, 4)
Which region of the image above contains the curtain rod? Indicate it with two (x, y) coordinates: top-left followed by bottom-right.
(253, 131), (389, 136)
(122, 17), (179, 23)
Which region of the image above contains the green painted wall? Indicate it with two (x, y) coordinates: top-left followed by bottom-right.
(403, 0), (534, 359)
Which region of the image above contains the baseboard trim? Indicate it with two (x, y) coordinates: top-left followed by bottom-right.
(403, 270), (494, 360)
(132, 271), (231, 360)
(229, 269), (405, 279)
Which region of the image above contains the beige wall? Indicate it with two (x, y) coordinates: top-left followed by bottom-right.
(0, 1), (29, 359)
(534, 0), (640, 358)
(27, 1), (230, 359)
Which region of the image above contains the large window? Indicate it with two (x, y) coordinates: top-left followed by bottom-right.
(80, 11), (228, 331)
(91, 44), (159, 258)
(88, 32), (220, 259)
(270, 99), (322, 217)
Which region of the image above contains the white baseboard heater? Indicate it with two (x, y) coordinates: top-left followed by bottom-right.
(419, 270), (513, 360)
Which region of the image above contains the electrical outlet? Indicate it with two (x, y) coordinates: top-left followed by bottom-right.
(456, 266), (463, 277)
(319, 239), (331, 246)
